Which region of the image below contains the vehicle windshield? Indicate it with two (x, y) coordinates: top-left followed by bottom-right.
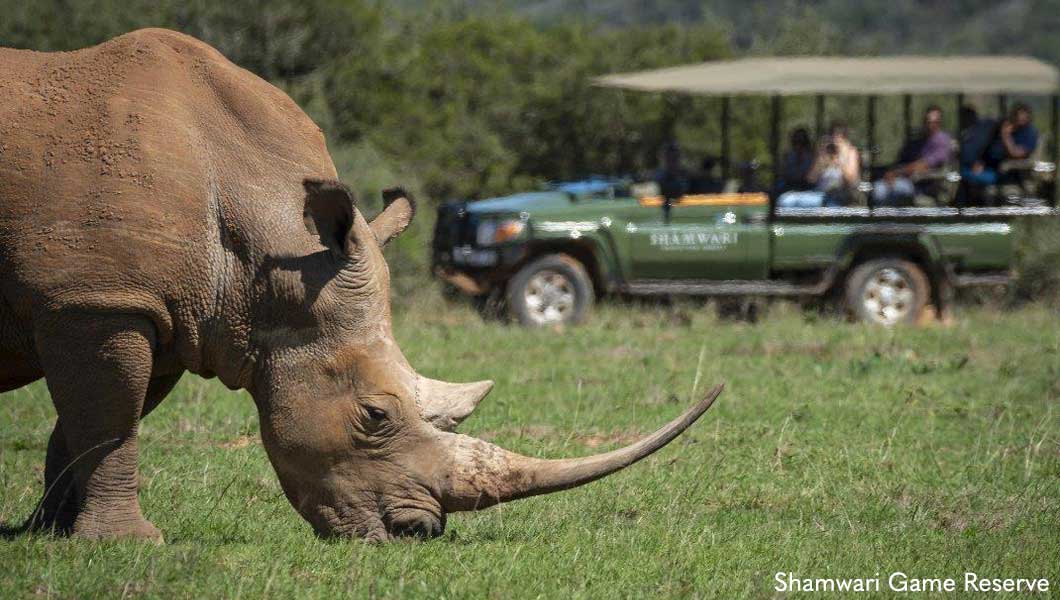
(550, 177), (631, 198)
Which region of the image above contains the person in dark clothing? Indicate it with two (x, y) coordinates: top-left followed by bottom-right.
(965, 103), (1039, 187)
(690, 155), (724, 194)
(957, 105), (997, 205)
(779, 127), (815, 192)
(654, 141), (690, 200)
(990, 103), (1039, 165)
(654, 141), (689, 223)
(959, 106), (996, 169)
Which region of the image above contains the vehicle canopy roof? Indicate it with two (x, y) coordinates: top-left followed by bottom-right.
(593, 56), (1059, 96)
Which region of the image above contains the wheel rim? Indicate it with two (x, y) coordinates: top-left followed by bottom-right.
(861, 267), (915, 325)
(523, 270), (576, 325)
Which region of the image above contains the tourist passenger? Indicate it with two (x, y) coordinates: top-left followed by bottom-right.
(654, 141), (690, 222)
(654, 141), (690, 200)
(779, 127), (815, 192)
(873, 105), (953, 206)
(957, 105), (997, 205)
(777, 121), (860, 208)
(690, 155), (724, 194)
(959, 105), (996, 170)
(964, 103), (1038, 188)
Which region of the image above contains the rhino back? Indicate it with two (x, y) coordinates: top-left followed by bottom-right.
(0, 29), (335, 352)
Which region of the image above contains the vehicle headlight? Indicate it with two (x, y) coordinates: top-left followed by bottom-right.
(476, 219), (525, 245)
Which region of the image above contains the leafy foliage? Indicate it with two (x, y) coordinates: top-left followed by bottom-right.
(3, 0), (1057, 202)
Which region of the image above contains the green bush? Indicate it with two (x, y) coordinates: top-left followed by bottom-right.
(1012, 217), (1060, 307)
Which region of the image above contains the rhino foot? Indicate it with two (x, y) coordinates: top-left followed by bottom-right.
(71, 514), (164, 544)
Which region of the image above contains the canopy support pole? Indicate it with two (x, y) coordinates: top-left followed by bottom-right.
(771, 95), (782, 194)
(663, 95), (680, 141)
(903, 94), (912, 139)
(867, 95), (878, 173)
(1053, 94), (1059, 207)
(998, 94), (1008, 117)
(955, 93), (965, 150)
(815, 95), (825, 139)
(721, 96), (731, 181)
(955, 93), (965, 207)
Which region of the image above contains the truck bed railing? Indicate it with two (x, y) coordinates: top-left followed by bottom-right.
(774, 205), (1056, 219)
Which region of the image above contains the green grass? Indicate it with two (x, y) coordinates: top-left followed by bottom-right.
(2, 294), (1058, 598)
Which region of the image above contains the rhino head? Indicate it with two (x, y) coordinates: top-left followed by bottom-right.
(247, 179), (722, 541)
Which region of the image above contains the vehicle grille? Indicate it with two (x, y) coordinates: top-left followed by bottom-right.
(433, 202), (477, 262)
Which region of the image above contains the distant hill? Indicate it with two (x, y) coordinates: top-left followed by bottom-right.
(398, 0), (1060, 62)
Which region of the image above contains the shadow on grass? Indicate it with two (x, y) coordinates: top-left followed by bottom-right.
(0, 515), (71, 540)
(0, 521), (31, 539)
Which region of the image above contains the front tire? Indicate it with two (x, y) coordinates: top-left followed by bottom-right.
(844, 258), (930, 326)
(507, 254), (594, 327)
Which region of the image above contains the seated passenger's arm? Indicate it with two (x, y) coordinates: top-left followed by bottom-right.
(898, 160), (929, 176)
(841, 147), (860, 185)
(1001, 123), (1034, 159)
(806, 152), (828, 183)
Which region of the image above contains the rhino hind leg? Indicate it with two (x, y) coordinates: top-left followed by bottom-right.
(33, 313), (163, 542)
(24, 421), (79, 534)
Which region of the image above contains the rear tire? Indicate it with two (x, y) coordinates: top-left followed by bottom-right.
(507, 254), (594, 327)
(844, 258), (930, 326)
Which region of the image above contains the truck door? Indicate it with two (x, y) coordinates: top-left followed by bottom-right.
(626, 194), (770, 280)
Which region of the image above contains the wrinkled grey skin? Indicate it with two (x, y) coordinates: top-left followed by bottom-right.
(0, 29), (722, 542)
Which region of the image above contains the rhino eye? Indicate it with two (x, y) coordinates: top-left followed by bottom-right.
(364, 406), (388, 422)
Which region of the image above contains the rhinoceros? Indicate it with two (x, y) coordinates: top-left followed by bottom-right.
(0, 28), (723, 542)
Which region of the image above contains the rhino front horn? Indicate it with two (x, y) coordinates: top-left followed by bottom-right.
(438, 383), (724, 511)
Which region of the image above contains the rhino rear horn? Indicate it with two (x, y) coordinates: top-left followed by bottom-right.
(417, 376), (493, 431)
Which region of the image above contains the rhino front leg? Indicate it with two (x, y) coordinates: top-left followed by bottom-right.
(34, 313), (162, 542)
(27, 373), (183, 535)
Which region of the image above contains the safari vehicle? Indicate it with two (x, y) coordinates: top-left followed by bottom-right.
(432, 57), (1059, 326)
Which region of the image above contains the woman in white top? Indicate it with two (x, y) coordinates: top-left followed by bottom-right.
(779, 121), (861, 208)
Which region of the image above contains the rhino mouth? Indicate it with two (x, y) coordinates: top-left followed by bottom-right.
(380, 492), (447, 540)
(385, 508), (445, 539)
(305, 492), (445, 541)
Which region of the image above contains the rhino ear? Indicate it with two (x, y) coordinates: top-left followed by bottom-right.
(303, 179), (360, 258)
(370, 188), (416, 247)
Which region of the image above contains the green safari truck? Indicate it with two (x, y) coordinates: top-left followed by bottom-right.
(432, 57), (1060, 326)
